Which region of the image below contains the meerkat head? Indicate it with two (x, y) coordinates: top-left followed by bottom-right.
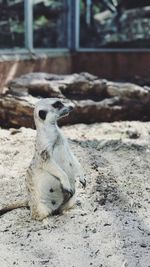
(34, 98), (73, 128)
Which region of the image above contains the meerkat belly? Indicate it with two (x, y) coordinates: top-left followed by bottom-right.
(33, 170), (64, 211)
(53, 144), (76, 187)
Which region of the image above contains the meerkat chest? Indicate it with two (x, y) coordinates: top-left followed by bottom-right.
(53, 141), (74, 176)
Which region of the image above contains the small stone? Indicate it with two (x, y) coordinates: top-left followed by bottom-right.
(95, 249), (99, 255)
(10, 128), (21, 135)
(104, 223), (111, 226)
(83, 235), (89, 239)
(76, 200), (81, 206)
(140, 243), (147, 248)
(81, 213), (87, 216)
(98, 198), (106, 206)
(127, 130), (140, 139)
(40, 260), (49, 264)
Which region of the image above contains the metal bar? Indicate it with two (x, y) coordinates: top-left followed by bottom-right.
(0, 49), (29, 54)
(0, 48), (69, 55)
(0, 50), (70, 63)
(0, 48), (150, 60)
(75, 0), (80, 50)
(76, 48), (150, 52)
(69, 0), (80, 51)
(1, 47), (150, 55)
(67, 0), (71, 49)
(69, 0), (76, 51)
(24, 0), (33, 51)
(86, 0), (92, 26)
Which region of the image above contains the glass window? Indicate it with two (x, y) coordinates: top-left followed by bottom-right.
(0, 0), (25, 48)
(79, 0), (150, 49)
(33, 0), (68, 48)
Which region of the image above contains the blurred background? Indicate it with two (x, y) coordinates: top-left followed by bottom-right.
(0, 0), (150, 82)
(1, 0), (150, 128)
(1, 0), (150, 49)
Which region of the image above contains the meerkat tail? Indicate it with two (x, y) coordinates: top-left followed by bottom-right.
(0, 200), (29, 216)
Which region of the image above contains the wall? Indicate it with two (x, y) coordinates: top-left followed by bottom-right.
(1, 51), (150, 93)
(72, 52), (150, 82)
(0, 52), (72, 92)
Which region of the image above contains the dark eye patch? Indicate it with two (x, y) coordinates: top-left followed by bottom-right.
(39, 110), (47, 120)
(52, 101), (64, 110)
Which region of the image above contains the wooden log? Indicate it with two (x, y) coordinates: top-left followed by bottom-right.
(8, 73), (64, 98)
(8, 72), (150, 102)
(8, 72), (108, 101)
(0, 92), (150, 129)
(0, 95), (36, 128)
(1, 72), (150, 128)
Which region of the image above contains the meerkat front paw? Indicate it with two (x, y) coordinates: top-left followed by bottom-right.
(60, 175), (73, 195)
(62, 187), (75, 202)
(79, 175), (86, 188)
(61, 184), (74, 198)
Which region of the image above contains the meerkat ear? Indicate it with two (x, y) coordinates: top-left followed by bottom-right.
(39, 110), (47, 120)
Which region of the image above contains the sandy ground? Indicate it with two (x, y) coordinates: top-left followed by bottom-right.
(0, 121), (150, 267)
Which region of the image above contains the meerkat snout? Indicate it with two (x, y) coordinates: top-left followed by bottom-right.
(58, 105), (73, 118)
(51, 100), (74, 119)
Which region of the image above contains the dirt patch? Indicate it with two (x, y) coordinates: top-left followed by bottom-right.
(0, 121), (150, 267)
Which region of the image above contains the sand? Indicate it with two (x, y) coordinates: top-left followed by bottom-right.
(0, 121), (150, 267)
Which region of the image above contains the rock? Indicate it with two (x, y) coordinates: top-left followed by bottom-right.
(126, 130), (140, 139)
(140, 243), (147, 248)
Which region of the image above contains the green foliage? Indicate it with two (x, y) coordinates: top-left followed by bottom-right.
(10, 21), (24, 33)
(80, 0), (84, 13)
(34, 16), (48, 29)
(93, 5), (102, 14)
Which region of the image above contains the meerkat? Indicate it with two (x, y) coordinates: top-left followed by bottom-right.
(0, 98), (86, 220)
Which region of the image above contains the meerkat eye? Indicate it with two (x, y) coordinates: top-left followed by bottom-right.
(39, 110), (47, 120)
(52, 101), (64, 110)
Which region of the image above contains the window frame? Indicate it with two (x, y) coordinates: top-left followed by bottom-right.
(0, 0), (150, 56)
(76, 0), (150, 52)
(0, 0), (70, 56)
